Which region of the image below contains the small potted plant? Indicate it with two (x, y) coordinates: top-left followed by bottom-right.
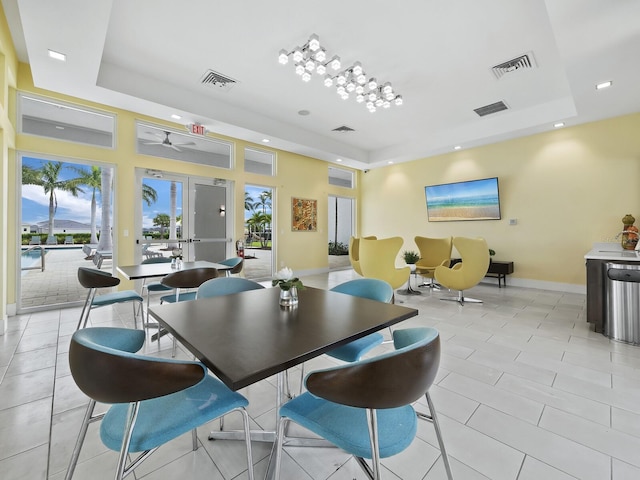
(402, 250), (421, 272)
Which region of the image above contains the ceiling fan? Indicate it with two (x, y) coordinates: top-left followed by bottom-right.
(143, 131), (195, 152)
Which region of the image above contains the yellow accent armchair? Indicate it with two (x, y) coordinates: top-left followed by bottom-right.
(414, 236), (453, 289)
(434, 237), (490, 305)
(348, 235), (376, 276)
(359, 237), (411, 293)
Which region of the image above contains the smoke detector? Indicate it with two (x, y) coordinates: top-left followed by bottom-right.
(492, 52), (537, 79)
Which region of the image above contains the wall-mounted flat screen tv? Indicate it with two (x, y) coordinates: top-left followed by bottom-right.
(425, 177), (501, 222)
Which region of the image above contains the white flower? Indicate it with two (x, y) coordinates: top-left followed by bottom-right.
(275, 267), (294, 281)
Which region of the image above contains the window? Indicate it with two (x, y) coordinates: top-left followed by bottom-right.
(136, 123), (232, 169)
(19, 94), (115, 148)
(244, 147), (274, 175)
(328, 166), (354, 188)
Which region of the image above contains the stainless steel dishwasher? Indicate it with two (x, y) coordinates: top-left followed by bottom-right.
(606, 262), (640, 345)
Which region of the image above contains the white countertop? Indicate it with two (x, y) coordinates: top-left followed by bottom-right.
(585, 242), (640, 261)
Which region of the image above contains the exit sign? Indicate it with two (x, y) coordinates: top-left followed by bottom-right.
(187, 123), (207, 136)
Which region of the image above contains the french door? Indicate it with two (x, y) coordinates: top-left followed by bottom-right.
(136, 169), (232, 263)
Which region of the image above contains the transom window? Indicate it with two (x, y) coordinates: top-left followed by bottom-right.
(136, 123), (232, 169)
(328, 166), (354, 188)
(244, 147), (274, 176)
(19, 94), (115, 148)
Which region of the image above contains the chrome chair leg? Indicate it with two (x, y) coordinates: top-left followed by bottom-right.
(273, 416), (288, 480)
(65, 399), (103, 480)
(366, 408), (381, 480)
(426, 393), (454, 480)
(440, 290), (482, 306)
(423, 392), (454, 480)
(239, 408), (255, 480)
(192, 428), (198, 451)
(115, 402), (140, 480)
(77, 288), (97, 330)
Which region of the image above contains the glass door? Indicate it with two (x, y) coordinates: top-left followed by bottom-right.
(137, 169), (231, 263)
(19, 155), (115, 311)
(243, 184), (273, 279)
(138, 171), (187, 260)
(188, 179), (230, 262)
(328, 195), (354, 270)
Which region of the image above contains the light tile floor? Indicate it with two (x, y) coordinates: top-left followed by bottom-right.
(2, 269), (640, 480)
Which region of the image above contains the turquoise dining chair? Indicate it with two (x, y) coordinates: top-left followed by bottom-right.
(76, 267), (143, 330)
(159, 267), (219, 305)
(274, 327), (453, 480)
(158, 267), (219, 356)
(196, 276), (264, 299)
(65, 327), (254, 480)
(328, 278), (393, 362)
(290, 278), (393, 399)
(218, 256), (244, 276)
(196, 276), (264, 431)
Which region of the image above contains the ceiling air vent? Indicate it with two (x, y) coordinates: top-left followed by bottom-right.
(332, 125), (355, 132)
(474, 101), (509, 117)
(200, 69), (238, 92)
(492, 52), (537, 79)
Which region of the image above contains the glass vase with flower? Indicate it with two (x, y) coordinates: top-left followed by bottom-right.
(272, 267), (304, 307)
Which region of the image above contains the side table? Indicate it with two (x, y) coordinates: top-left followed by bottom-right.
(449, 259), (514, 288)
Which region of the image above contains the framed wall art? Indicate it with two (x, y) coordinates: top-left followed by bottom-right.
(291, 197), (317, 231)
(424, 177), (501, 222)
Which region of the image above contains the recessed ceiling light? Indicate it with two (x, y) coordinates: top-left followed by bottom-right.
(48, 49), (66, 61)
(171, 114), (182, 120)
(554, 122), (565, 128)
(262, 139), (270, 143)
(387, 161), (393, 165)
(55, 126), (65, 130)
(454, 145), (462, 150)
(336, 158), (342, 162)
(596, 81), (612, 90)
(298, 110), (311, 116)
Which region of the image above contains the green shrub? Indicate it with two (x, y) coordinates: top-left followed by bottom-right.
(328, 241), (349, 255)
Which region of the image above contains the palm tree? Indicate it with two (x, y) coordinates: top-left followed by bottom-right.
(168, 181), (178, 249)
(73, 166), (101, 244)
(257, 190), (272, 214)
(22, 161), (84, 245)
(153, 213), (171, 238)
(142, 183), (158, 206)
(244, 191), (256, 212)
(246, 211), (268, 246)
(97, 168), (113, 251)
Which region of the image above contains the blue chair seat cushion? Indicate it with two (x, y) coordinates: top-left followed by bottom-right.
(280, 393), (417, 459)
(160, 291), (197, 303)
(145, 281), (173, 292)
(326, 332), (384, 362)
(92, 290), (143, 307)
(75, 327), (145, 353)
(101, 375), (248, 452)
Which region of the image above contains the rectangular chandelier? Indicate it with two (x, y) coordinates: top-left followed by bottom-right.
(278, 34), (402, 113)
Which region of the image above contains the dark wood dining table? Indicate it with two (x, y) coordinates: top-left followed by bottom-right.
(148, 285), (418, 391)
(149, 286), (418, 478)
(117, 260), (231, 281)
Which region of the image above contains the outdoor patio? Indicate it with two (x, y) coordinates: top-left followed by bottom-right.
(19, 246), (351, 309)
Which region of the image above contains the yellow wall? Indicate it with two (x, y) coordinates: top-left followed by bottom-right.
(361, 113), (640, 288)
(1, 3), (18, 329)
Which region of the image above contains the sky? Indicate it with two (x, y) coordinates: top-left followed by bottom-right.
(21, 157), (99, 226)
(21, 157), (272, 228)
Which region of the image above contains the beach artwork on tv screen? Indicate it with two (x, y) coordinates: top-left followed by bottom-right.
(425, 177), (501, 222)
